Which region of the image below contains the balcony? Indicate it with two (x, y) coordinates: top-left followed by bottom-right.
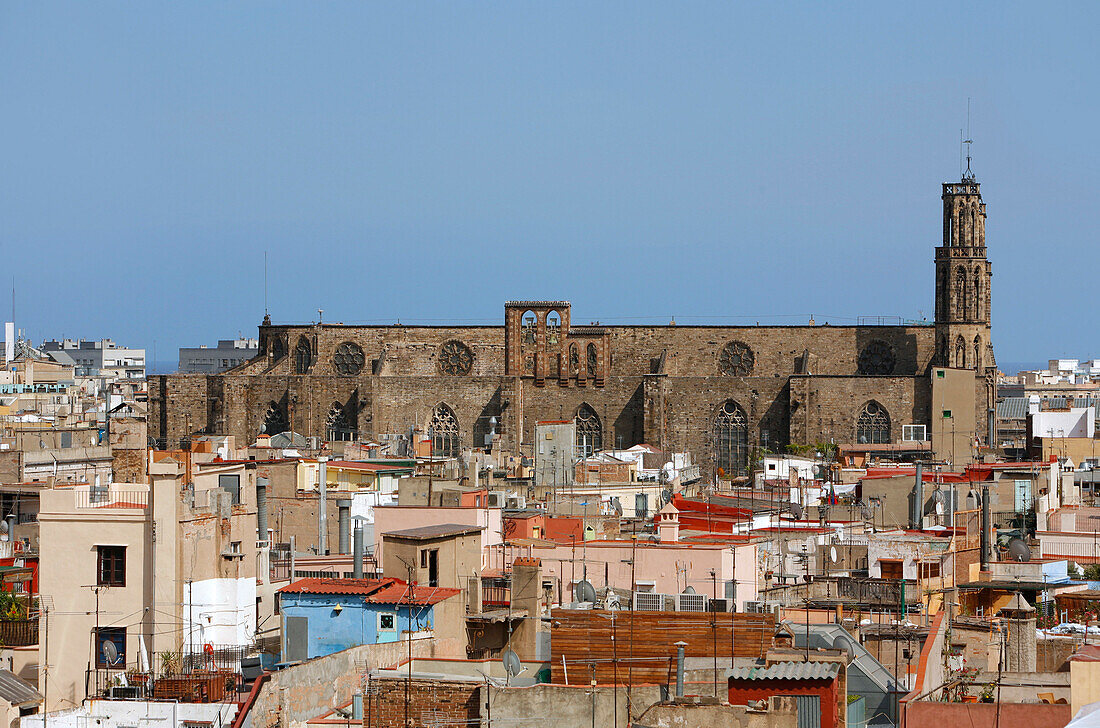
(73, 486), (149, 510)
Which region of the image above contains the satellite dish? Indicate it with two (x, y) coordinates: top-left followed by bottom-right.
(0, 521), (8, 535)
(613, 498), (623, 517)
(682, 586), (696, 595)
(829, 546), (838, 563)
(661, 489), (673, 507)
(502, 648), (522, 678)
(1006, 537), (1032, 562)
(575, 580), (597, 603)
(102, 639), (120, 666)
(790, 504), (804, 521)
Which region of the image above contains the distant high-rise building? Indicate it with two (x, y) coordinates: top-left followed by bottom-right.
(178, 338), (259, 374)
(41, 338), (146, 380)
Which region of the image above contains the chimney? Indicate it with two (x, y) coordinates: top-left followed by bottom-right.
(980, 484), (992, 570)
(674, 641), (687, 698)
(510, 557), (542, 660)
(657, 502), (680, 543)
(911, 463), (924, 529)
(352, 524), (365, 579)
(318, 457), (328, 554)
(999, 594), (1037, 672)
(256, 476), (269, 539)
(337, 499), (352, 553)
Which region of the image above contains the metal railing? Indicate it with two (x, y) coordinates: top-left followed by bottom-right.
(74, 488), (148, 509)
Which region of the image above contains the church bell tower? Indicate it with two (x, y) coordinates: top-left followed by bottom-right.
(934, 168), (994, 373)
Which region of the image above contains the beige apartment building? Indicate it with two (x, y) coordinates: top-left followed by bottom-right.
(38, 458), (267, 712)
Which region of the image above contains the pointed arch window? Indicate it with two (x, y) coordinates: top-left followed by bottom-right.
(270, 335), (286, 361)
(429, 404), (460, 458)
(261, 401), (289, 436)
(326, 402), (357, 442)
(955, 335), (967, 369)
(856, 401), (890, 444)
(575, 404), (602, 456)
(973, 335), (983, 371)
(955, 268), (968, 320)
(294, 337), (312, 374)
(973, 269), (983, 321)
(713, 400), (748, 478)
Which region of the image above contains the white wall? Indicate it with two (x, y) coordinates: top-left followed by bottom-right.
(1033, 407), (1095, 439)
(23, 700), (236, 728)
(184, 577), (256, 650)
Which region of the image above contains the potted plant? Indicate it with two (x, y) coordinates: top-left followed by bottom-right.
(979, 683), (995, 703)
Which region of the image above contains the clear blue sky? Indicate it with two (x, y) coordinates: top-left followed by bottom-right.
(1, 3), (1095, 366)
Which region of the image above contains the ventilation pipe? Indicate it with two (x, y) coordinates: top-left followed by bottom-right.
(353, 524), (365, 579)
(256, 477), (269, 540)
(337, 499), (351, 554)
(980, 484), (992, 570)
(674, 641), (687, 698)
(911, 463), (924, 529)
(318, 457), (328, 555)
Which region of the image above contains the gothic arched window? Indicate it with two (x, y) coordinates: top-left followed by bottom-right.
(586, 344), (599, 379)
(973, 268), (983, 321)
(575, 403), (602, 456)
(569, 344), (580, 375)
(261, 401), (289, 436)
(326, 402), (357, 442)
(955, 268), (968, 320)
(294, 336), (312, 374)
(429, 404), (460, 458)
(856, 401), (890, 444)
(955, 335), (967, 369)
(973, 335), (983, 371)
(270, 335), (286, 361)
(713, 400), (748, 478)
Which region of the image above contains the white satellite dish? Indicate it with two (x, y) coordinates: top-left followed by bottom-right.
(102, 639), (120, 666)
(502, 648), (522, 678)
(829, 546), (838, 563)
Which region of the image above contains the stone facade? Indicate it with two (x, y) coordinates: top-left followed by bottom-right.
(149, 178), (998, 478)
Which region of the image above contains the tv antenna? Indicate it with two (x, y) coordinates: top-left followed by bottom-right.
(962, 98), (974, 181)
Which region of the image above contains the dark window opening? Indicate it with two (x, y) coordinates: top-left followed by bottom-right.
(97, 546), (125, 587)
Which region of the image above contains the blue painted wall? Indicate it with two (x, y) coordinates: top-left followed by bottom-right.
(279, 592), (436, 660)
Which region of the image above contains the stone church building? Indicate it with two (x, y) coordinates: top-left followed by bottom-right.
(150, 175), (997, 476)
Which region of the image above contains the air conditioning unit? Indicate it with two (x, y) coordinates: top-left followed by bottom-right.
(708, 598), (730, 612)
(505, 495), (526, 510)
(108, 686), (142, 699)
(486, 492), (504, 508)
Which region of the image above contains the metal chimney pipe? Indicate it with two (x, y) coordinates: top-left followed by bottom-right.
(256, 477), (269, 540)
(980, 484), (992, 570)
(337, 499), (352, 554)
(912, 463), (923, 529)
(674, 641), (687, 698)
(318, 457), (328, 554)
(353, 524), (365, 579)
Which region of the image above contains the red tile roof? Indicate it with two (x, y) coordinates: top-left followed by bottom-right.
(277, 577), (459, 605)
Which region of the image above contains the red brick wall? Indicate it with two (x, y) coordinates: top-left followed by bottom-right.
(728, 677), (839, 728)
(903, 701), (1071, 728)
(364, 678), (480, 728)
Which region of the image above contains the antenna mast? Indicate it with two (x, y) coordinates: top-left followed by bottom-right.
(962, 98), (974, 181)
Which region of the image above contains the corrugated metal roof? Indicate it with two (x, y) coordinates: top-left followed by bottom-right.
(382, 523), (484, 540)
(277, 577), (460, 605)
(729, 661), (839, 681)
(997, 397), (1028, 420)
(0, 668), (42, 706)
